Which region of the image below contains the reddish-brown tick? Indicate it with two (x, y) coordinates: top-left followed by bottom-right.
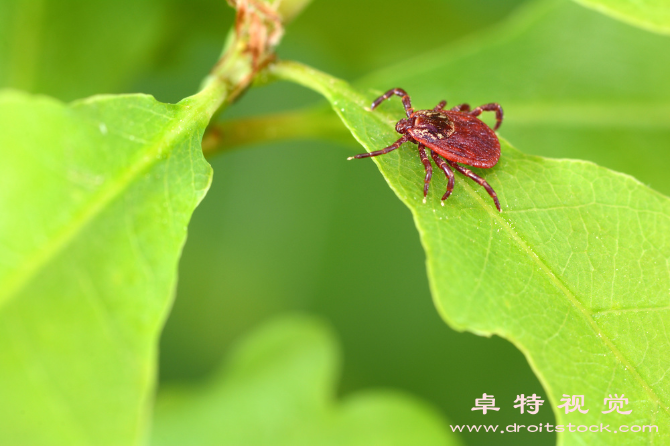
(348, 88), (503, 212)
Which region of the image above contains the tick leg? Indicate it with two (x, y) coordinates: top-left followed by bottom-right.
(447, 161), (501, 212)
(418, 144), (433, 203)
(430, 151), (455, 204)
(371, 88), (414, 118)
(347, 135), (410, 160)
(469, 103), (503, 130)
(433, 100), (447, 111)
(450, 103), (471, 112)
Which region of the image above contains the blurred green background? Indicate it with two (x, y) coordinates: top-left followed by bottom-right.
(6, 0), (670, 444)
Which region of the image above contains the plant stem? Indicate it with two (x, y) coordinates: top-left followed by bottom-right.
(202, 107), (355, 157)
(193, 0), (308, 125)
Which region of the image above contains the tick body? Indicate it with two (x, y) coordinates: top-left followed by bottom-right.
(348, 88), (503, 212)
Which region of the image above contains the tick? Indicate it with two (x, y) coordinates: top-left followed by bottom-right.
(348, 88), (503, 212)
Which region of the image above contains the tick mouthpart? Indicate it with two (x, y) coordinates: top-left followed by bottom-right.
(395, 118), (412, 134)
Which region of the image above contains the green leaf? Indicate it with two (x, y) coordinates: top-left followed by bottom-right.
(271, 60), (670, 445)
(0, 82), (224, 444)
(151, 315), (460, 446)
(571, 0), (670, 34)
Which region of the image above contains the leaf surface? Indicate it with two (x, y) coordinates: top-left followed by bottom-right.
(272, 60), (670, 445)
(0, 84), (221, 444)
(152, 315), (460, 446)
(571, 0), (670, 34)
